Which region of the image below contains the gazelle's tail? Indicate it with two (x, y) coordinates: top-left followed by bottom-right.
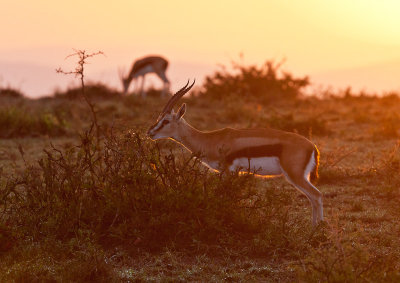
(310, 145), (320, 183)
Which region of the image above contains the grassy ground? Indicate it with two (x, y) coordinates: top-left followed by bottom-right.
(1, 89), (400, 282)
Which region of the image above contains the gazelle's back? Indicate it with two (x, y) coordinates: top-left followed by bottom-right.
(146, 81), (323, 226)
(131, 56), (168, 74)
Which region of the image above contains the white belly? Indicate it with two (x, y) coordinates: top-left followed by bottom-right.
(134, 65), (154, 77)
(201, 160), (220, 172)
(229, 157), (282, 176)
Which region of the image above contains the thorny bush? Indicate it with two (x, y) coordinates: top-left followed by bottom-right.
(0, 128), (298, 252)
(201, 59), (309, 103)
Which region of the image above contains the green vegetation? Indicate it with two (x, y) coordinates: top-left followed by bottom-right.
(0, 106), (67, 138)
(54, 83), (121, 100)
(0, 87), (25, 99)
(1, 60), (400, 281)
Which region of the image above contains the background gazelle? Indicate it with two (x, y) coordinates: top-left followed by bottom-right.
(121, 55), (170, 97)
(147, 80), (323, 225)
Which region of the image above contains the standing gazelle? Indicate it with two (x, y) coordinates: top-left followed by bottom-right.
(121, 55), (170, 97)
(147, 81), (323, 225)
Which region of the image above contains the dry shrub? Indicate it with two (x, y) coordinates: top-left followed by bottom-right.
(1, 127), (326, 281)
(201, 59), (309, 103)
(265, 113), (330, 137)
(0, 87), (25, 99)
(220, 100), (259, 123)
(1, 128), (298, 252)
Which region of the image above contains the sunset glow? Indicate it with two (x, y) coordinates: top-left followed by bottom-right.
(3, 1), (400, 279)
(1, 0), (400, 96)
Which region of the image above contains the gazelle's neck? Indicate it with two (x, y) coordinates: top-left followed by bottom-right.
(123, 75), (134, 92)
(174, 119), (206, 155)
(127, 65), (141, 82)
(125, 72), (134, 83)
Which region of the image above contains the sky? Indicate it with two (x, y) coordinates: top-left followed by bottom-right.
(1, 0), (400, 97)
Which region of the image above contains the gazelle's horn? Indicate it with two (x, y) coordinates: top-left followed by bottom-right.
(159, 79), (195, 117)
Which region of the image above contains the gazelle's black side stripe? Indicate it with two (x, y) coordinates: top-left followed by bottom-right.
(225, 144), (283, 164)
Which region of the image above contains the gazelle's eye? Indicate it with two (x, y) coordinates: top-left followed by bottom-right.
(162, 120), (170, 126)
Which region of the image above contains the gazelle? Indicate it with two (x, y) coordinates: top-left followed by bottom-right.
(121, 55), (170, 97)
(147, 80), (323, 226)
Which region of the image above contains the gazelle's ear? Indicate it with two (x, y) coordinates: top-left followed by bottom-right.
(176, 103), (186, 119)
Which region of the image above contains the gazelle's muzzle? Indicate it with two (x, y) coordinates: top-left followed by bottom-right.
(147, 128), (153, 138)
(147, 125), (156, 139)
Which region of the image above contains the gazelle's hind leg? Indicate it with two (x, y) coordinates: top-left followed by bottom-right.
(285, 172), (323, 225)
(280, 158), (323, 226)
(154, 70), (170, 97)
(300, 178), (323, 225)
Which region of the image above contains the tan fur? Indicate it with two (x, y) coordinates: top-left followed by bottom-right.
(122, 56), (170, 96)
(148, 105), (323, 226)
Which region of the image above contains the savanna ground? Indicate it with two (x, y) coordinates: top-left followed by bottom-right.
(1, 58), (400, 282)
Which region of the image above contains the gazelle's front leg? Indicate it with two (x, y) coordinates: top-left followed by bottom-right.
(161, 82), (170, 97)
(140, 76), (146, 98)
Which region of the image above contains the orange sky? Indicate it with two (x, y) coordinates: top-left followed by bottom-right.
(1, 0), (400, 97)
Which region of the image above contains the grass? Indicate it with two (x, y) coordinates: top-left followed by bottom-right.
(1, 62), (400, 281)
